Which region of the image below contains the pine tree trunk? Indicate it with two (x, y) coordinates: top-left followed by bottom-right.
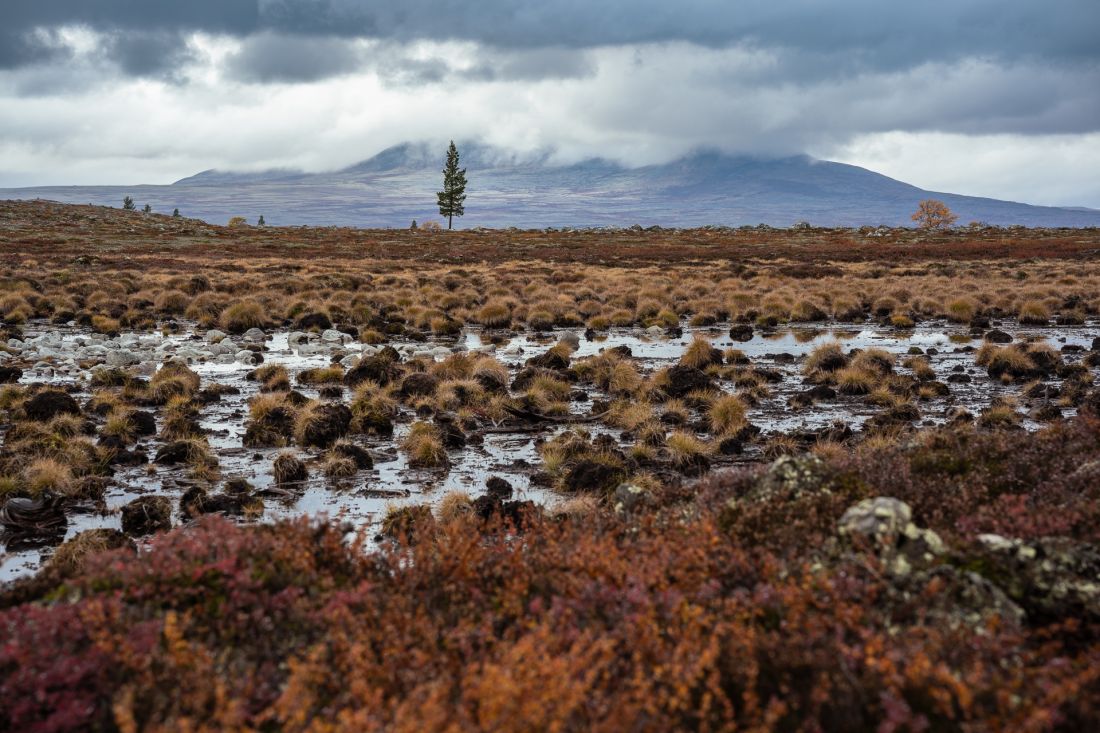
(448, 213), (453, 230)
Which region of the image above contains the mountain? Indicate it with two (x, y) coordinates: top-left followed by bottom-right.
(3, 143), (1098, 228)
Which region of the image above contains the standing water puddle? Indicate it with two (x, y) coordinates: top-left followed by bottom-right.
(2, 319), (1096, 580)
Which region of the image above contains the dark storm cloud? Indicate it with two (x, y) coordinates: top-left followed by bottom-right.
(2, 0), (1098, 75)
(224, 34), (362, 83)
(223, 34), (596, 85)
(99, 31), (198, 79)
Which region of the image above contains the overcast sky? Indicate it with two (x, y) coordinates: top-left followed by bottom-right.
(1, 1), (1098, 207)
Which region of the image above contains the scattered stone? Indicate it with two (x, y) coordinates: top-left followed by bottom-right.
(749, 454), (832, 501)
(613, 482), (655, 514)
(838, 497), (946, 577)
(985, 329), (1013, 344)
(973, 534), (1100, 622)
(559, 332), (581, 350)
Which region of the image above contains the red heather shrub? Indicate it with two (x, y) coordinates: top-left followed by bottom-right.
(1, 418), (1100, 730)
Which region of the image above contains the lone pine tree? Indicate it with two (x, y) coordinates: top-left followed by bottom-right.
(437, 140), (467, 230)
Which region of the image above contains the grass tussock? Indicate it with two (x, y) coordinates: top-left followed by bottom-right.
(401, 422), (449, 468)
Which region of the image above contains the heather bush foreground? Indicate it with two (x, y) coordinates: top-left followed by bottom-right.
(4, 415), (1100, 732)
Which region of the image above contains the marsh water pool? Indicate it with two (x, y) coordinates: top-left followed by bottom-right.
(1, 317), (1096, 580)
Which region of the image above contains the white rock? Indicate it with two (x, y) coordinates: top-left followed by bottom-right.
(340, 354), (361, 368)
(236, 350), (261, 364)
(242, 328), (266, 342)
(559, 331), (581, 349)
(321, 329), (345, 343)
(106, 350), (140, 367)
(645, 326), (664, 337)
(431, 347), (451, 358)
(215, 353), (237, 364)
(287, 331), (309, 346)
(204, 329), (227, 344)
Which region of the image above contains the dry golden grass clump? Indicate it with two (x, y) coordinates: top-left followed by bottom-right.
(476, 300), (512, 328)
(608, 400), (654, 432)
(401, 422), (449, 468)
(148, 362), (201, 405)
(1017, 300), (1051, 325)
(350, 381), (397, 435)
(160, 396), (203, 441)
(253, 364), (291, 392)
(803, 342), (848, 375)
(436, 491), (474, 523)
(22, 458), (75, 497)
(244, 393), (298, 447)
(43, 528), (135, 577)
(834, 366), (876, 396)
(520, 374), (572, 417)
(297, 365), (345, 385)
(707, 393), (748, 436)
(153, 289), (190, 314)
(434, 378), (486, 412)
(273, 450), (308, 485)
(944, 296), (978, 323)
(665, 430), (712, 472)
(322, 453), (358, 479)
(680, 336), (723, 370)
(976, 343), (1039, 380)
(219, 300), (267, 333)
(850, 348), (895, 376)
(380, 503), (436, 539)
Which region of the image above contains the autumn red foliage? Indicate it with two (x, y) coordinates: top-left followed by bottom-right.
(3, 416), (1100, 731)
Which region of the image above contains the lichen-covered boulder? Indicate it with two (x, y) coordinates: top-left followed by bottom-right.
(755, 454), (832, 500)
(838, 497), (945, 577)
(972, 534), (1100, 623)
(613, 482), (655, 515)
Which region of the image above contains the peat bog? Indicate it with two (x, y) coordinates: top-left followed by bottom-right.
(3, 201), (1100, 730)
